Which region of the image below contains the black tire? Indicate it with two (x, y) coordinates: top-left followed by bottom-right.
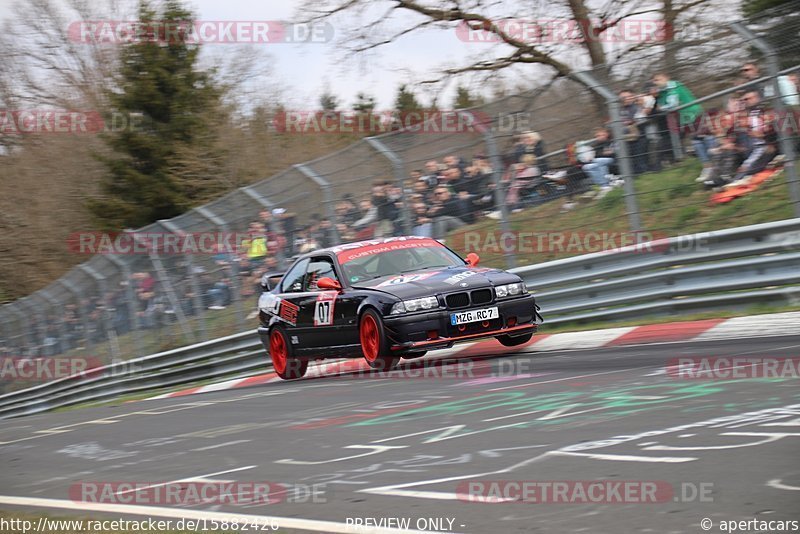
(269, 325), (309, 379)
(496, 333), (533, 347)
(401, 351), (428, 360)
(359, 308), (400, 371)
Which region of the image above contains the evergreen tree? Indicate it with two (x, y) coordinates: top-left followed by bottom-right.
(88, 0), (223, 229)
(453, 85), (484, 109)
(319, 90), (339, 111)
(394, 84), (422, 112)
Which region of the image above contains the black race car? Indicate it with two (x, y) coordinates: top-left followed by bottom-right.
(257, 236), (543, 379)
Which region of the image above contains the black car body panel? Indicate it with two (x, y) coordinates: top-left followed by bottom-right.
(257, 236), (542, 360)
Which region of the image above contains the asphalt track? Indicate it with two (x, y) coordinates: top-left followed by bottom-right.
(1, 335), (799, 534)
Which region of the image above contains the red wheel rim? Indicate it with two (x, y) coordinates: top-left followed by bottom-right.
(360, 314), (380, 362)
(269, 329), (287, 374)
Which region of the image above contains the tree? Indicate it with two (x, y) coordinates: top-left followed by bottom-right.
(299, 0), (718, 89)
(353, 92), (377, 115)
(87, 0), (224, 229)
(453, 85), (484, 109)
(741, 0), (800, 69)
(319, 90), (339, 111)
(394, 84), (422, 112)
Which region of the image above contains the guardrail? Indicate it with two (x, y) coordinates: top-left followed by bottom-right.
(513, 218), (800, 323)
(1, 218), (799, 419)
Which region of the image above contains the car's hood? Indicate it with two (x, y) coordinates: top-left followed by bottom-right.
(350, 266), (521, 299)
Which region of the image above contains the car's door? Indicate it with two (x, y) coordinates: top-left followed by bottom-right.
(297, 256), (348, 349)
(271, 258), (309, 348)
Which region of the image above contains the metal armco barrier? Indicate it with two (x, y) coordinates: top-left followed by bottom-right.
(1, 218), (799, 419)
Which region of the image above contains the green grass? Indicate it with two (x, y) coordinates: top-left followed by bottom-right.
(447, 160), (795, 267)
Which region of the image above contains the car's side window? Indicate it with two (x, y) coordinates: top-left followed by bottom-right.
(281, 259), (310, 293)
(304, 257), (338, 292)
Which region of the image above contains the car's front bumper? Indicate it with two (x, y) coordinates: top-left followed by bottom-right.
(383, 293), (542, 352)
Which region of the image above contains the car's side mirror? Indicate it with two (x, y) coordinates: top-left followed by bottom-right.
(316, 277), (342, 291)
(465, 252), (480, 267)
(261, 272), (284, 291)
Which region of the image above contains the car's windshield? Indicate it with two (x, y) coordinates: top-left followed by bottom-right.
(340, 242), (463, 283)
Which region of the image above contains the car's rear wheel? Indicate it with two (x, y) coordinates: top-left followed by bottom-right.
(360, 309), (400, 371)
(269, 326), (308, 379)
(496, 333), (533, 347)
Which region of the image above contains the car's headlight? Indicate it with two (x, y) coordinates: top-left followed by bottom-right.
(390, 296), (439, 314)
(495, 282), (526, 298)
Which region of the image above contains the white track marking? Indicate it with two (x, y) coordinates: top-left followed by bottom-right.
(190, 440), (251, 451)
(0, 495), (442, 534)
(642, 431), (800, 451)
(482, 404), (608, 423)
(549, 450), (696, 463)
(693, 312), (800, 341)
(358, 452), (551, 500)
(275, 445), (407, 465)
(114, 466), (256, 496)
(525, 327), (637, 351)
(767, 479), (800, 491)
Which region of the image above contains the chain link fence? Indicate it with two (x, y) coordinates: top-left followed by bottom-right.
(1, 5), (799, 384)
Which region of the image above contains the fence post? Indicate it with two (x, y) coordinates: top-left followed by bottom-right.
(159, 220), (208, 343)
(457, 110), (516, 269)
(571, 70), (643, 234)
(240, 187), (288, 268)
(364, 137), (413, 235)
(194, 206), (246, 333)
(104, 256), (145, 358)
(294, 164), (341, 245)
(128, 231), (194, 346)
(38, 289), (67, 356)
(57, 279), (93, 356)
(8, 306), (30, 356)
(78, 264), (122, 363)
(730, 22), (800, 218)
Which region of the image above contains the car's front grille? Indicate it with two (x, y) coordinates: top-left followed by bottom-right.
(471, 288), (493, 305)
(445, 292), (470, 309)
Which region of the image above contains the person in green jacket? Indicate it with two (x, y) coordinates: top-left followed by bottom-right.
(653, 72), (703, 128)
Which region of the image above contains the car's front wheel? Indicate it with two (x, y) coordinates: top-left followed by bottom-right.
(269, 326), (309, 379)
(360, 309), (400, 371)
(496, 333), (533, 347)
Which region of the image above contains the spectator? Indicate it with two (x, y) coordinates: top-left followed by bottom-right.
(620, 89), (647, 174)
(581, 127), (617, 198)
(738, 62), (797, 105)
(653, 72), (703, 163)
(411, 202), (434, 237)
(653, 72), (703, 130)
(505, 154), (541, 211)
(639, 81), (667, 170)
(704, 91), (777, 188)
(514, 131), (548, 171)
(428, 186), (468, 239)
(240, 222), (268, 262)
(421, 160), (441, 188)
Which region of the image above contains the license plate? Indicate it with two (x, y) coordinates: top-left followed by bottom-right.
(450, 307), (499, 325)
